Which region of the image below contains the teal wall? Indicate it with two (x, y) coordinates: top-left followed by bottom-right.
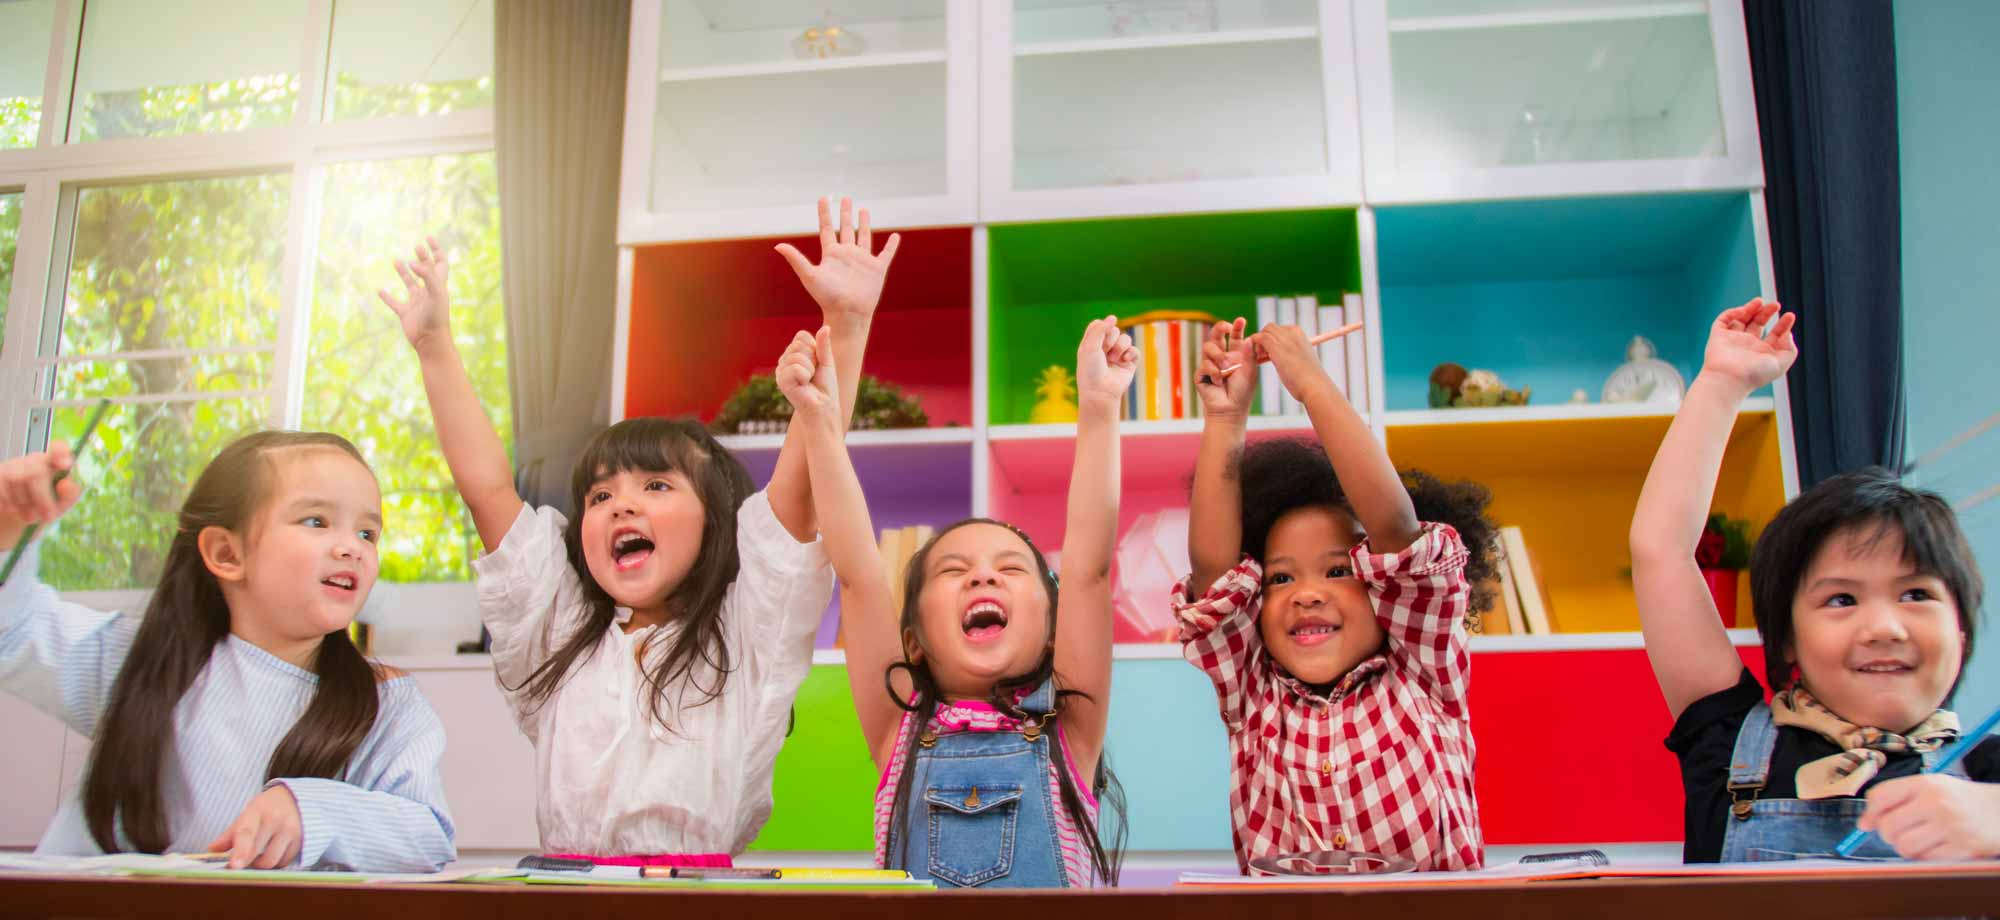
(1896, 0), (2000, 715)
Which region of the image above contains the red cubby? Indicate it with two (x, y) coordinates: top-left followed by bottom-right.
(625, 227), (974, 427)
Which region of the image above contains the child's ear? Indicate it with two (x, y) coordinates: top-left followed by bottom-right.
(197, 525), (249, 583)
(902, 628), (925, 664)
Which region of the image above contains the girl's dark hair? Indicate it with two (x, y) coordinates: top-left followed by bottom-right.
(509, 417), (753, 733)
(1234, 437), (1500, 614)
(83, 431), (384, 853)
(1750, 467), (1983, 697)
(881, 518), (1127, 886)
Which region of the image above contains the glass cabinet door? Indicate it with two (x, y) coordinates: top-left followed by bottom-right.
(985, 0), (1361, 220)
(1355, 0), (1760, 201)
(633, 0), (969, 238)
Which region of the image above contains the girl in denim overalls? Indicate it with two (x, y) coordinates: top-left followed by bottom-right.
(800, 319), (1136, 887)
(1632, 300), (2000, 863)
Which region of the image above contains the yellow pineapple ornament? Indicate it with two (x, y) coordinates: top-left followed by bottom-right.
(1028, 365), (1079, 423)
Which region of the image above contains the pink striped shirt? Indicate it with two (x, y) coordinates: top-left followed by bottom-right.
(872, 697), (1099, 887)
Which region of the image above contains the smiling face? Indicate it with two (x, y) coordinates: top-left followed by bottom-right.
(1788, 525), (1966, 732)
(908, 523), (1055, 699)
(1257, 504), (1385, 687)
(227, 447), (383, 643)
(577, 466), (707, 614)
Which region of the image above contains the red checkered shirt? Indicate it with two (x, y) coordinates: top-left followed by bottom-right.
(1171, 522), (1483, 874)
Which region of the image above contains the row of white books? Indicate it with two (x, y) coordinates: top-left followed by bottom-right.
(1472, 525), (1556, 635)
(1254, 293), (1370, 417)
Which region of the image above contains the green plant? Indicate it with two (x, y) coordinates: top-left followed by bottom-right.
(1698, 513), (1754, 570)
(710, 373), (930, 434)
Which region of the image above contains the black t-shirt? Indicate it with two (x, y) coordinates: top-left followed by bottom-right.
(1664, 668), (2000, 862)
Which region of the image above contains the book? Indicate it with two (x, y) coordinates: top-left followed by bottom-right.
(1343, 293), (1368, 414)
(1316, 300), (1346, 398)
(1500, 526), (1552, 634)
(1168, 320), (1186, 419)
(1184, 319), (1203, 420)
(1275, 296), (1300, 415)
(1255, 296), (1280, 416)
(1140, 320), (1161, 421)
(1493, 533), (1527, 635)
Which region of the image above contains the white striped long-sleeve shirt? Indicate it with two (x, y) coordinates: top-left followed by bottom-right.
(0, 544), (456, 872)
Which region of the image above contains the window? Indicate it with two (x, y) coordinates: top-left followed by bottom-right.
(70, 0), (307, 141)
(328, 0), (495, 120)
(305, 152), (508, 582)
(0, 0), (57, 148)
(0, 5), (504, 591)
(36, 175), (289, 589)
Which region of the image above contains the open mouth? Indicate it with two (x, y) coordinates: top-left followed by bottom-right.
(1289, 618), (1341, 647)
(320, 572), (358, 594)
(962, 599), (1009, 642)
(611, 529), (655, 571)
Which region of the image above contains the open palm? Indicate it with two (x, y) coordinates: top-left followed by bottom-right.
(1703, 298), (1797, 392)
(775, 196), (902, 319)
(377, 236), (452, 351)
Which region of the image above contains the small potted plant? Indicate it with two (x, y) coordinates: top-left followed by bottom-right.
(1697, 513), (1753, 627)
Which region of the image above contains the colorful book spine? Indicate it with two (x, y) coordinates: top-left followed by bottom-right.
(1168, 320), (1186, 420)
(1343, 292), (1369, 415)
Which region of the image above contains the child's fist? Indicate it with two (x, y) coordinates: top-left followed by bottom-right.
(1076, 315), (1138, 408)
(776, 326), (839, 424)
(377, 236), (453, 353)
(1252, 325), (1331, 401)
(1859, 773), (2000, 861)
(0, 444), (82, 528)
(1196, 318), (1254, 418)
(1698, 298), (1796, 395)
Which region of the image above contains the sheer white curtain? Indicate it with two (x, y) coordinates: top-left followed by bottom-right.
(495, 0), (629, 510)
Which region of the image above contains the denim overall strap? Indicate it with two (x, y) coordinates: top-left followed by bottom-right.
(1717, 701), (1964, 861)
(889, 678), (1071, 888)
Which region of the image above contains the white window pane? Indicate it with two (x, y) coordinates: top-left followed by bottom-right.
(0, 0), (57, 148)
(328, 0), (494, 119)
(59, 175), (289, 357)
(305, 152), (507, 582)
(71, 0), (306, 141)
(40, 399), (268, 590)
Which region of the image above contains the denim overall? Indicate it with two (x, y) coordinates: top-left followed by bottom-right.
(1720, 702), (1967, 862)
(886, 679), (1073, 888)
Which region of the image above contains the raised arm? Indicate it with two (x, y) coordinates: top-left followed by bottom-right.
(766, 197), (903, 542)
(379, 238), (522, 553)
(1256, 323), (1420, 552)
(1632, 298), (1796, 718)
(774, 326), (905, 763)
(1189, 319), (1254, 596)
(1055, 318), (1137, 766)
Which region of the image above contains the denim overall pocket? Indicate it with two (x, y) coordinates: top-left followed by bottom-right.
(925, 784), (1024, 887)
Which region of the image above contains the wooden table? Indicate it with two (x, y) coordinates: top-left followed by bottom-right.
(4, 866), (1998, 920)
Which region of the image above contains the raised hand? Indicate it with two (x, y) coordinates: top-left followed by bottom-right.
(776, 326), (840, 425)
(208, 785), (303, 870)
(0, 444), (81, 529)
(1196, 318), (1255, 418)
(1699, 297), (1797, 394)
(775, 197), (902, 321)
(377, 237), (452, 353)
(1076, 315), (1138, 409)
(1251, 324), (1332, 402)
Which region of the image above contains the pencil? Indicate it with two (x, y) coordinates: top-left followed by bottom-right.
(1832, 702), (2000, 857)
(0, 398), (111, 585)
(1217, 321), (1363, 375)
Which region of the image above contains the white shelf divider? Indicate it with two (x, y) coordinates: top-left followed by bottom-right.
(1387, 2), (1705, 34)
(1015, 25), (1318, 57)
(1381, 396), (1776, 428)
(659, 48), (947, 83)
(714, 425), (975, 452)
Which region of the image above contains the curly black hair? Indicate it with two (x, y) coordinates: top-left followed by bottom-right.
(1229, 437), (1500, 615)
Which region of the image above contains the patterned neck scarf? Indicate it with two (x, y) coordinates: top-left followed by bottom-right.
(1770, 685), (1959, 798)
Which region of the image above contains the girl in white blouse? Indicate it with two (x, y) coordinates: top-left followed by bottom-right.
(379, 199), (898, 864)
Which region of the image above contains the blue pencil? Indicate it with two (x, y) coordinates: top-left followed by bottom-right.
(1833, 702), (2000, 857)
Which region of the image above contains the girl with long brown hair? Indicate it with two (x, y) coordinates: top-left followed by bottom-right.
(0, 431), (454, 872)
